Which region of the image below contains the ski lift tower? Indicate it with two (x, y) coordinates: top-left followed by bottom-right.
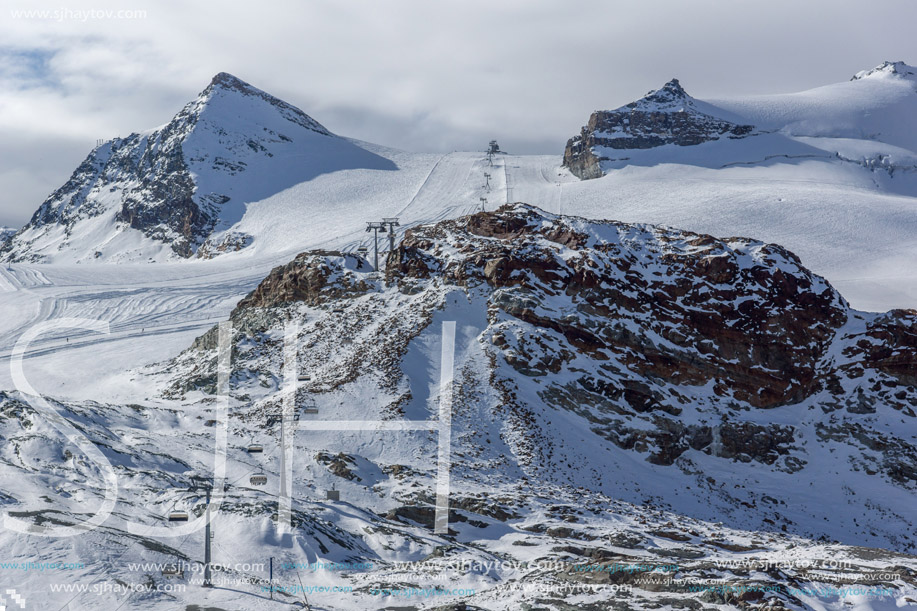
(365, 222), (386, 271)
(381, 218), (400, 253)
(188, 476), (214, 588)
(489, 140), (501, 164)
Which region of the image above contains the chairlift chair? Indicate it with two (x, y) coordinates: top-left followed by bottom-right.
(302, 407), (319, 414)
(161, 566), (183, 578)
(297, 374), (311, 381)
(246, 444), (263, 454)
(168, 511), (189, 522)
(250, 474), (268, 486)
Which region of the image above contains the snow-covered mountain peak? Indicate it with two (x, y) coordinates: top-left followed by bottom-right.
(1, 72), (395, 262)
(194, 71), (333, 136)
(852, 60), (917, 81)
(629, 77), (693, 110)
(565, 77), (755, 178)
(207, 70), (259, 92)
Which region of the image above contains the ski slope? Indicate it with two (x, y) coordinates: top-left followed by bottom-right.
(3, 62), (916, 397)
(0, 150), (500, 402)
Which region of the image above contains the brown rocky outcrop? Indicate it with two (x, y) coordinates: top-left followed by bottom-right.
(235, 250), (371, 309)
(563, 79), (755, 179)
(388, 204), (859, 410)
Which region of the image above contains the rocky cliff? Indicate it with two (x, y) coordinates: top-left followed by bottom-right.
(564, 79), (756, 179)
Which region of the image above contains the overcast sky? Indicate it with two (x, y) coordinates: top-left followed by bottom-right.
(0, 0), (914, 226)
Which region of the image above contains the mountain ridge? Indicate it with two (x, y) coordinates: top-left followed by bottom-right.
(167, 203), (917, 553)
(0, 72), (392, 263)
(563, 78), (756, 179)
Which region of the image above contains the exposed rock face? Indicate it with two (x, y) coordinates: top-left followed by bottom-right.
(386, 204), (917, 482)
(390, 203), (854, 410)
(849, 309), (917, 385)
(851, 60), (917, 80)
(563, 79), (755, 179)
(235, 250), (372, 309)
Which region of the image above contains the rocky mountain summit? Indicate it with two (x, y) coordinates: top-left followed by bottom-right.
(0, 73), (393, 262)
(563, 79), (756, 179)
(852, 60), (917, 81)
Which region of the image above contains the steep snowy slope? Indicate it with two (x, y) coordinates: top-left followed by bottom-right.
(3, 205), (915, 610)
(710, 61), (917, 151)
(0, 73), (400, 263)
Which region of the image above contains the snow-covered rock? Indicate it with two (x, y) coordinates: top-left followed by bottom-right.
(0, 226), (15, 245)
(0, 72), (395, 263)
(563, 79), (756, 179)
(169, 204), (917, 555)
(852, 60), (917, 81)
(566, 61), (917, 180)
